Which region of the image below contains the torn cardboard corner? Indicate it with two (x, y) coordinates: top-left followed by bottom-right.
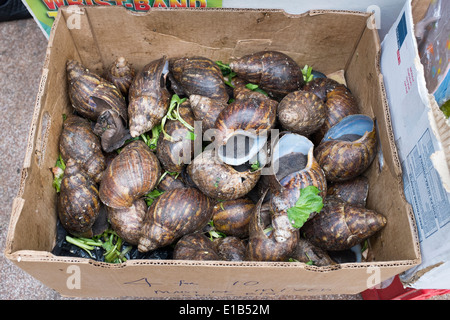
(5, 6), (420, 298)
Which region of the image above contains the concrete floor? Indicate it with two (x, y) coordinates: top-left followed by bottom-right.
(0, 17), (446, 301)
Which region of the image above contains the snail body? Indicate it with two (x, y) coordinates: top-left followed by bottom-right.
(59, 115), (106, 183)
(314, 114), (377, 182)
(128, 56), (171, 137)
(99, 140), (161, 209)
(138, 187), (212, 252)
(229, 51), (304, 99)
(58, 159), (101, 238)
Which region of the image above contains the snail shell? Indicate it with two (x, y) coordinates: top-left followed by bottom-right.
(229, 51), (304, 99)
(245, 191), (299, 261)
(99, 140), (161, 209)
(107, 198), (147, 246)
(268, 133), (327, 243)
(104, 57), (135, 96)
(302, 196), (387, 251)
(302, 77), (345, 101)
(58, 159), (101, 237)
(314, 114), (377, 182)
(290, 238), (335, 266)
(277, 90), (326, 136)
(215, 98), (277, 166)
(169, 56), (229, 103)
(156, 102), (195, 173)
(66, 60), (127, 123)
(138, 187), (212, 252)
(173, 233), (221, 261)
(327, 176), (369, 207)
(59, 115), (106, 184)
(189, 95), (227, 133)
(128, 56), (171, 137)
(215, 236), (246, 261)
(211, 197), (255, 238)
(93, 109), (131, 153)
(187, 149), (264, 201)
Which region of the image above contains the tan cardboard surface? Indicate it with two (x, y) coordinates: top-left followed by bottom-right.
(5, 6), (420, 298)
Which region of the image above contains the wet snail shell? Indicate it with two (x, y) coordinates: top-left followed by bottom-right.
(214, 98), (277, 166)
(302, 196), (387, 251)
(277, 90), (327, 136)
(229, 51), (304, 100)
(156, 102), (196, 173)
(290, 238), (335, 266)
(58, 159), (101, 238)
(211, 197), (255, 238)
(314, 114), (377, 182)
(107, 198), (147, 246)
(99, 140), (161, 209)
(215, 236), (246, 261)
(104, 57), (135, 96)
(128, 56), (171, 137)
(189, 95), (227, 133)
(245, 191), (299, 261)
(302, 77), (345, 101)
(59, 115), (106, 184)
(67, 60), (127, 123)
(173, 233), (221, 261)
(268, 133), (327, 243)
(138, 187), (212, 252)
(169, 56), (229, 103)
(93, 109), (131, 153)
(327, 176), (369, 207)
(187, 149), (265, 201)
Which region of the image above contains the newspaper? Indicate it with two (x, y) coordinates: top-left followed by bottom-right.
(381, 0), (450, 289)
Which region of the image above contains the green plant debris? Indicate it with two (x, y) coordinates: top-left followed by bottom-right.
(52, 154), (66, 193)
(287, 186), (324, 229)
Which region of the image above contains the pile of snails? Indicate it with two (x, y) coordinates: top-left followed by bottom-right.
(54, 50), (387, 265)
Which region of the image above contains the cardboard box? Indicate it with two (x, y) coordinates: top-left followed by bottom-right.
(4, 6), (421, 298)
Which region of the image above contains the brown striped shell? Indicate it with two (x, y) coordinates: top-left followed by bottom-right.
(104, 57), (135, 96)
(245, 191), (299, 261)
(277, 90), (327, 136)
(128, 56), (171, 137)
(211, 197), (255, 238)
(169, 56), (229, 103)
(214, 98), (277, 166)
(107, 198), (147, 246)
(156, 102), (195, 173)
(59, 115), (106, 183)
(173, 233), (221, 261)
(138, 187), (212, 252)
(290, 238), (335, 266)
(302, 77), (345, 101)
(189, 95), (227, 133)
(187, 149), (264, 201)
(215, 236), (246, 261)
(268, 133), (327, 243)
(58, 159), (101, 238)
(302, 196), (387, 251)
(327, 176), (369, 207)
(229, 51), (304, 100)
(314, 115), (377, 182)
(99, 140), (161, 209)
(66, 60), (127, 123)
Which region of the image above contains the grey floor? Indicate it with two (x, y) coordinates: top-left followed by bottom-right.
(0, 18), (446, 301)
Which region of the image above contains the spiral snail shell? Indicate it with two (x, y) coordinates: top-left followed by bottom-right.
(59, 115), (106, 184)
(67, 60), (127, 123)
(99, 140), (161, 209)
(104, 57), (135, 96)
(314, 114), (377, 182)
(58, 159), (101, 238)
(128, 56), (171, 137)
(268, 133), (327, 243)
(229, 51), (304, 100)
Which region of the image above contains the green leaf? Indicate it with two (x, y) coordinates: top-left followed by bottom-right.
(441, 99), (450, 118)
(144, 188), (165, 207)
(185, 131), (197, 141)
(245, 83), (268, 96)
(215, 60), (232, 75)
(161, 95), (191, 141)
(250, 160), (260, 172)
(287, 186), (324, 229)
(52, 154), (66, 193)
(301, 65), (314, 83)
